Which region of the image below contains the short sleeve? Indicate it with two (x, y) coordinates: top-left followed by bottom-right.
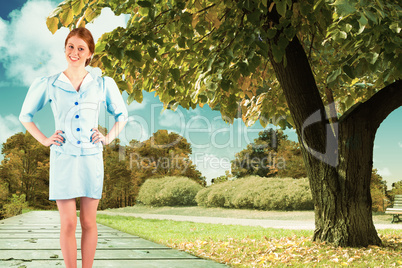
(104, 77), (128, 122)
(19, 77), (50, 122)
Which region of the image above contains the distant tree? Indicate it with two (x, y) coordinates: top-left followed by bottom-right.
(1, 132), (52, 209)
(101, 128), (205, 208)
(0, 181), (9, 219)
(1, 194), (28, 219)
(231, 129), (306, 178)
(390, 181), (402, 198)
(129, 129), (206, 186)
(99, 125), (134, 209)
(370, 169), (388, 212)
(211, 170), (233, 184)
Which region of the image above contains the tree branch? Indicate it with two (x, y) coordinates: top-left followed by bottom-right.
(340, 80), (402, 131)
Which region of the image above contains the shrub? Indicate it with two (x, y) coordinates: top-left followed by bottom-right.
(195, 176), (313, 211)
(1, 194), (28, 218)
(194, 187), (210, 207)
(137, 176), (203, 206)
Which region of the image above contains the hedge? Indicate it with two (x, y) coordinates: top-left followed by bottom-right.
(137, 176), (203, 206)
(196, 176), (313, 210)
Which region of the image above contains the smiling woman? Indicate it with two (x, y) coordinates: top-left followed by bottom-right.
(18, 27), (128, 268)
(63, 28), (95, 91)
(65, 28), (94, 67)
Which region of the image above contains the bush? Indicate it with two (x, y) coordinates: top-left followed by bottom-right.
(137, 176), (203, 206)
(195, 176), (313, 211)
(194, 187), (210, 206)
(1, 194), (28, 218)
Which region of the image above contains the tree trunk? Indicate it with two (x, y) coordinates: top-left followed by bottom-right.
(310, 116), (381, 246)
(266, 36), (402, 246)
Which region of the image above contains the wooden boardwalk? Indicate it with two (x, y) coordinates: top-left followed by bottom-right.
(0, 211), (227, 267)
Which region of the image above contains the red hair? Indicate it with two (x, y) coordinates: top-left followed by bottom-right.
(65, 28), (95, 66)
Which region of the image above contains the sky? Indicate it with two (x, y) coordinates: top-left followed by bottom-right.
(0, 0), (401, 187)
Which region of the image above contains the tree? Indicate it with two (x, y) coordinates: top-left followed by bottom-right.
(211, 170), (232, 184)
(390, 180), (402, 197)
(101, 127), (205, 208)
(1, 132), (53, 209)
(370, 169), (388, 212)
(0, 181), (9, 219)
(129, 129), (206, 185)
(231, 128), (306, 178)
(48, 0), (401, 246)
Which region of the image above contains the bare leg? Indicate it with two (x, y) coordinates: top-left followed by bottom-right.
(56, 199), (78, 268)
(80, 197), (100, 268)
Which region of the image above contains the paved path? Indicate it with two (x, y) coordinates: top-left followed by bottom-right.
(97, 211), (402, 230)
(0, 211), (227, 267)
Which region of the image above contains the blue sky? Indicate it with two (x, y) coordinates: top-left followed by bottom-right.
(0, 0), (401, 187)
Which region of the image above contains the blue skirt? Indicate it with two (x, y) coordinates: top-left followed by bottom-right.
(49, 150), (104, 200)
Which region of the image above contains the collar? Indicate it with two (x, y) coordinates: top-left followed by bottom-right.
(53, 71), (98, 93)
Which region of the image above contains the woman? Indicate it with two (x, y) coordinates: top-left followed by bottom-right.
(19, 27), (128, 268)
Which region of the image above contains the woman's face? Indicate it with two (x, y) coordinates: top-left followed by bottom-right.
(65, 35), (92, 67)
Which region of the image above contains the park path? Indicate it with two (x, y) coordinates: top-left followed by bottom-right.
(0, 211), (227, 267)
(97, 211), (402, 230)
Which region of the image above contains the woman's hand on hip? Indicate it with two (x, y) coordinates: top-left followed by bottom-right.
(91, 128), (106, 145)
(43, 130), (65, 147)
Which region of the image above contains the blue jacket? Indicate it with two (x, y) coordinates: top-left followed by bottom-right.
(19, 71), (128, 155)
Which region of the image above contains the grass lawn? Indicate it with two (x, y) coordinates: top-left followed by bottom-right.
(96, 207), (402, 267)
(101, 204), (394, 224)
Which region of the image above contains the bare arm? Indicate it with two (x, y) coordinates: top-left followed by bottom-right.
(20, 121), (64, 147)
(91, 121), (127, 145)
(105, 121), (127, 145)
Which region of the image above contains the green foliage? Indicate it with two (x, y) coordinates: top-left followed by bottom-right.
(390, 180), (402, 199)
(211, 175), (229, 184)
(0, 132), (53, 210)
(1, 194), (28, 218)
(231, 129), (306, 178)
(126, 129), (206, 189)
(46, 0), (401, 127)
(101, 130), (134, 209)
(0, 181), (8, 203)
(196, 176), (313, 210)
(137, 176), (203, 206)
(0, 182), (9, 219)
(101, 128), (205, 209)
(370, 169), (389, 212)
(211, 170), (232, 184)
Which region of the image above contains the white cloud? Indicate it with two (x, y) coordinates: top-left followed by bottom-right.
(120, 115), (149, 144)
(0, 114), (24, 144)
(191, 152), (231, 184)
(128, 99), (148, 112)
(398, 142), (402, 148)
(0, 18), (7, 48)
(159, 109), (186, 130)
(378, 167), (392, 177)
(0, 0), (128, 87)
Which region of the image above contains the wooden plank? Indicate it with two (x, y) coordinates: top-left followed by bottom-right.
(0, 211), (227, 267)
(0, 249), (198, 260)
(0, 238), (169, 250)
(0, 233), (135, 239)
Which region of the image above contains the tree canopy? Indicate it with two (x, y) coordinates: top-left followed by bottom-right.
(1, 132), (52, 210)
(231, 128), (306, 178)
(47, 0), (401, 127)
